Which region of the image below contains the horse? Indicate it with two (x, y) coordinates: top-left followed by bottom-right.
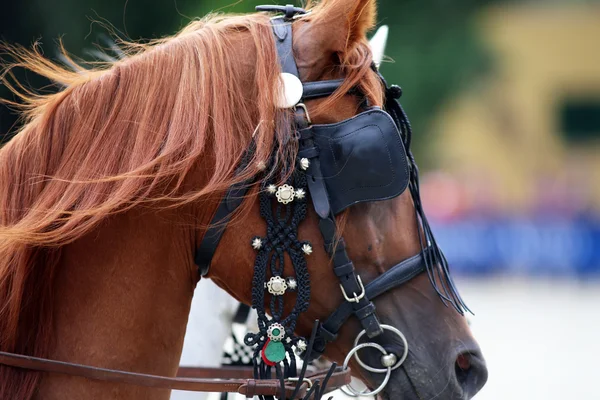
(0, 1), (488, 399)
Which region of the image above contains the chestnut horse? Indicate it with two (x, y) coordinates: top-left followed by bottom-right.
(0, 0), (488, 399)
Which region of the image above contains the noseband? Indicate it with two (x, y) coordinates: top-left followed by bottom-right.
(0, 6), (469, 400)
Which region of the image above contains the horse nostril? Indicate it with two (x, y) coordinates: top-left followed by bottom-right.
(454, 351), (488, 397)
(455, 353), (472, 385)
(456, 353), (471, 371)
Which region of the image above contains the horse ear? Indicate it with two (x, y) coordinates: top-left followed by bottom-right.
(300, 0), (377, 54)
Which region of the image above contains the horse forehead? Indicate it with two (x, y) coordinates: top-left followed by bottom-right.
(291, 21), (337, 82)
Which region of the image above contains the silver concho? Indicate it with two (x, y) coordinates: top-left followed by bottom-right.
(267, 323), (286, 341)
(300, 158), (310, 170)
(256, 160), (267, 171)
(302, 243), (313, 255)
(296, 339), (307, 352)
(287, 278), (297, 290)
(251, 237), (262, 250)
(276, 184), (295, 204)
(266, 276), (288, 296)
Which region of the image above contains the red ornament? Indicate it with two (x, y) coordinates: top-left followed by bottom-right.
(260, 339), (277, 366)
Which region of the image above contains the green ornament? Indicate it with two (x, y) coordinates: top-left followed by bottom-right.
(264, 340), (286, 363)
(272, 328), (280, 336)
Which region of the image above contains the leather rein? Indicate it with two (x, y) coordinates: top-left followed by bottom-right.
(0, 350), (349, 398)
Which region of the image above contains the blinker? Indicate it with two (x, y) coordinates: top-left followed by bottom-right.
(299, 108), (410, 214)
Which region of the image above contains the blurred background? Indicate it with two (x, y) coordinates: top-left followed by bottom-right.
(1, 0), (599, 399)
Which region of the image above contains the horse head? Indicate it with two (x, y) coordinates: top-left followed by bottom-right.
(0, 1), (487, 399)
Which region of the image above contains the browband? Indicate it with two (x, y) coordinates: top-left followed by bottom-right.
(302, 79), (345, 100)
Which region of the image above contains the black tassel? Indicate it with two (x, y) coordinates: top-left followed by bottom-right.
(385, 90), (471, 315)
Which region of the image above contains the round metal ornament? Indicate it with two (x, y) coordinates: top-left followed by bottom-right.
(276, 184), (295, 204)
(276, 72), (304, 109)
(266, 276), (288, 296)
(267, 323), (286, 341)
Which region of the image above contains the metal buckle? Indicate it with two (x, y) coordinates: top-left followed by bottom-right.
(339, 275), (365, 303)
(294, 103), (312, 125)
(288, 377), (312, 388)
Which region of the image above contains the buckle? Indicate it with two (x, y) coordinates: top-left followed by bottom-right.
(339, 275), (365, 303)
(294, 103), (312, 125)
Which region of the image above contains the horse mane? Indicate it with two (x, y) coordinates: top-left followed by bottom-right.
(0, 8), (381, 399)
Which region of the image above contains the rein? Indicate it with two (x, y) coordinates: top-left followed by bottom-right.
(0, 350), (350, 398)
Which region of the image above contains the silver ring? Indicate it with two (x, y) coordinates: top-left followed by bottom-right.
(341, 342), (391, 397)
(353, 324), (409, 373)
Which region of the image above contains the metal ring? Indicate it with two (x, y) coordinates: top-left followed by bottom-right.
(341, 342), (391, 397)
(353, 324), (409, 373)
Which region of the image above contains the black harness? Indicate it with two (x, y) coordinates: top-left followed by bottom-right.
(195, 6), (469, 397)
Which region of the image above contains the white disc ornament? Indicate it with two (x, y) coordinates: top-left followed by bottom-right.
(276, 73), (303, 109)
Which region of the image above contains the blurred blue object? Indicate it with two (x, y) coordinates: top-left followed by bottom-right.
(433, 215), (600, 277)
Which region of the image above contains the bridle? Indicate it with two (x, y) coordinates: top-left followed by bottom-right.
(0, 5), (468, 399)
(196, 5), (469, 398)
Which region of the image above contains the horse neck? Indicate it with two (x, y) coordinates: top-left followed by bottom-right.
(35, 205), (199, 400)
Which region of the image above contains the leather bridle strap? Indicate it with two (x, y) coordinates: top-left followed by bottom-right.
(271, 16), (300, 77)
(0, 351), (350, 398)
(270, 13), (383, 344)
(302, 79), (345, 100)
(195, 146), (256, 277)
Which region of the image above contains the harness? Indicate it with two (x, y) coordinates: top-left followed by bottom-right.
(0, 5), (468, 399)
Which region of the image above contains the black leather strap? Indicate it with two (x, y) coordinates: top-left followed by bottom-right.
(271, 17), (300, 78)
(195, 139), (257, 277)
(318, 218), (382, 339)
(297, 146), (319, 159)
(232, 303), (252, 325)
(302, 79), (345, 100)
(195, 180), (252, 277)
(298, 98), (383, 341)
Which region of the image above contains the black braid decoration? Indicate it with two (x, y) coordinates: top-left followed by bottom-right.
(244, 168), (322, 399)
